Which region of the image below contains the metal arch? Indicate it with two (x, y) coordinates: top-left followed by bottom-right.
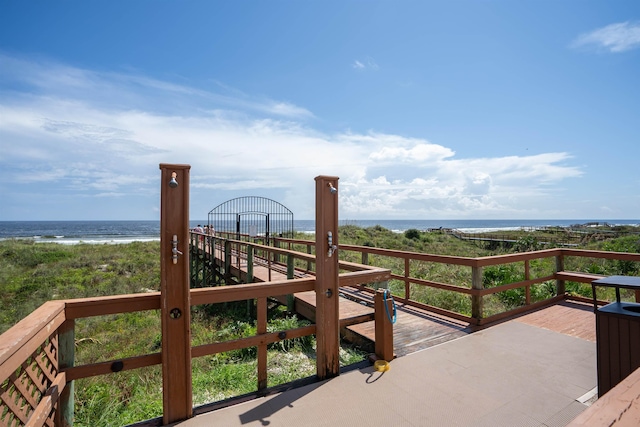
(207, 196), (294, 243)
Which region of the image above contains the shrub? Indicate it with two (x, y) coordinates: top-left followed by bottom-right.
(404, 228), (421, 240)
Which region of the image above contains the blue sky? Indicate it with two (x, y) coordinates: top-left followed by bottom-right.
(1, 1), (639, 221)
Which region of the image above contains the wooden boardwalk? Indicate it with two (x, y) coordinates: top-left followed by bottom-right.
(339, 286), (472, 356)
(208, 245), (475, 356)
(201, 243), (599, 357)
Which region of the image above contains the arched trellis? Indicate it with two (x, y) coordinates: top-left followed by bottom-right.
(207, 196), (294, 243)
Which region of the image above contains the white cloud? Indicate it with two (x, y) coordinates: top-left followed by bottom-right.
(352, 57), (379, 70)
(571, 21), (640, 53)
(369, 142), (455, 163)
(0, 54), (584, 220)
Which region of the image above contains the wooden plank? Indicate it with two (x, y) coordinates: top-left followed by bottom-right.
(283, 291), (374, 327)
(515, 300), (596, 342)
(24, 373), (65, 427)
(338, 269), (391, 288)
(314, 176), (340, 379)
(555, 271), (604, 283)
(480, 295), (565, 326)
(63, 293), (161, 319)
(190, 279), (315, 306)
(477, 274), (556, 296)
(339, 243), (479, 266)
(63, 353), (162, 382)
(394, 275), (474, 295)
(191, 326), (316, 358)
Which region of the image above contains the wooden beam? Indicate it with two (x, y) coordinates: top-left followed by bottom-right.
(57, 319), (74, 427)
(257, 297), (267, 390)
(63, 353), (162, 382)
(374, 289), (394, 362)
(63, 293), (160, 319)
(191, 326), (316, 358)
(314, 175), (340, 379)
(471, 266), (484, 321)
(190, 278), (315, 306)
(159, 163), (192, 424)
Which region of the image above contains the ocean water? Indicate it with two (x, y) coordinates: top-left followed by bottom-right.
(0, 219), (638, 244)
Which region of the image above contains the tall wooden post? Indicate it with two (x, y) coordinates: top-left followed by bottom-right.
(159, 164), (193, 424)
(315, 176), (340, 379)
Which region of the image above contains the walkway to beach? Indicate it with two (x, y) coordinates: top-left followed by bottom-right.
(171, 302), (598, 427)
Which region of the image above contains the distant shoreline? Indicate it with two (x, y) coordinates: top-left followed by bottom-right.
(1, 219), (638, 245)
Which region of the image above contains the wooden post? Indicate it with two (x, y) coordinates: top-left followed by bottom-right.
(224, 240), (231, 282)
(57, 319), (75, 427)
(287, 254), (295, 312)
(159, 164), (193, 424)
(257, 297), (267, 390)
(524, 260), (531, 305)
(404, 258), (410, 300)
(374, 289), (394, 361)
(247, 245), (254, 283)
(315, 176), (340, 379)
(247, 245), (255, 317)
(555, 254), (565, 296)
(471, 265), (483, 321)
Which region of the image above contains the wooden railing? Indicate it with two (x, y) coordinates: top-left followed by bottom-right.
(273, 238), (640, 325)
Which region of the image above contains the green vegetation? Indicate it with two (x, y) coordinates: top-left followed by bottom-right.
(332, 224), (640, 317)
(1, 224), (639, 425)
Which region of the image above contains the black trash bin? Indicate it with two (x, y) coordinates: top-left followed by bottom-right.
(592, 275), (640, 397)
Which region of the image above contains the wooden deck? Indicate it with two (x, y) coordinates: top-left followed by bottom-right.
(211, 245), (480, 355)
(514, 299), (596, 342)
(340, 286), (472, 356)
(211, 246), (378, 333)
(208, 245), (602, 357)
(174, 303), (602, 427)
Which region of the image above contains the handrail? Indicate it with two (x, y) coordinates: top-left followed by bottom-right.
(273, 237), (640, 324)
(61, 277), (318, 382)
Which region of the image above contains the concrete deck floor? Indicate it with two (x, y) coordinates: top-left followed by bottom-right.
(171, 320), (597, 427)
